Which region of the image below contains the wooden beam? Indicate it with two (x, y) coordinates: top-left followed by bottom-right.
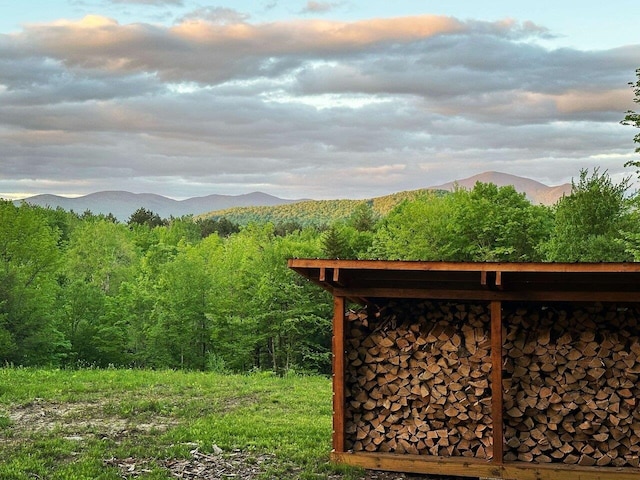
(331, 452), (640, 480)
(495, 271), (503, 290)
(332, 287), (640, 303)
(289, 258), (640, 274)
(332, 451), (495, 479)
(490, 300), (503, 465)
(332, 296), (346, 453)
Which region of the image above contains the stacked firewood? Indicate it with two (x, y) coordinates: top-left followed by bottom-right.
(344, 300), (493, 458)
(503, 302), (640, 467)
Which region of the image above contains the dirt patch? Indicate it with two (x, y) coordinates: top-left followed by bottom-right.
(4, 398), (176, 442)
(5, 399), (472, 480)
(105, 448), (277, 479)
(105, 448), (470, 480)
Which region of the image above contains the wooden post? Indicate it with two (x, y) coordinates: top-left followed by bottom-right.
(333, 296), (346, 452)
(490, 300), (503, 464)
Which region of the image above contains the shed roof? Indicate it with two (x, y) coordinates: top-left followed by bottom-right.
(288, 259), (640, 305)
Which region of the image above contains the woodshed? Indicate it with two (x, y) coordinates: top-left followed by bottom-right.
(289, 259), (640, 480)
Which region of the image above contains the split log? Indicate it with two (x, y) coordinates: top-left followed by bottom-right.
(503, 302), (640, 467)
(344, 300), (493, 459)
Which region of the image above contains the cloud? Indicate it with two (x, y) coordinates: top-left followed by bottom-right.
(300, 1), (341, 14)
(0, 13), (638, 199)
(108, 0), (183, 5)
(179, 7), (250, 25)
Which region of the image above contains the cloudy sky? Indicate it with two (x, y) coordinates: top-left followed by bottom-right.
(1, 0), (639, 200)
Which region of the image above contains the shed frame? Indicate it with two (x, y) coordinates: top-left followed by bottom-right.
(289, 259), (640, 480)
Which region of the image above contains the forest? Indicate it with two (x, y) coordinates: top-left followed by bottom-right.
(3, 166), (640, 374)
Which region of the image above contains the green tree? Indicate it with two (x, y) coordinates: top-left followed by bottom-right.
(196, 217), (240, 238)
(206, 225), (270, 371)
(150, 240), (214, 369)
(64, 220), (138, 295)
(128, 208), (167, 228)
(348, 202), (379, 232)
(543, 169), (634, 262)
(159, 216), (200, 246)
(369, 192), (456, 260)
(252, 232), (330, 373)
(0, 202), (66, 364)
(621, 67), (640, 173)
(370, 185), (551, 261)
(58, 219), (139, 365)
(321, 224), (350, 258)
(448, 183), (552, 261)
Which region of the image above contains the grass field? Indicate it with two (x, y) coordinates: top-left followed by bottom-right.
(0, 368), (363, 480)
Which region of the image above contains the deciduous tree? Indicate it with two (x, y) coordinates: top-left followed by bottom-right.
(543, 169), (634, 262)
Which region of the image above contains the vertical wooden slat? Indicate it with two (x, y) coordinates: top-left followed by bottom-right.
(490, 300), (504, 464)
(332, 296), (346, 452)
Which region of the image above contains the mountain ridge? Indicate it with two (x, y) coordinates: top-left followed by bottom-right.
(13, 171), (571, 221)
(15, 190), (301, 221)
(430, 171), (571, 205)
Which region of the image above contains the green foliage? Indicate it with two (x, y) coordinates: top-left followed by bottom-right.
(195, 216), (240, 238)
(447, 183), (552, 261)
(2, 171), (639, 370)
(543, 169), (635, 262)
(371, 185), (551, 261)
(321, 225), (349, 259)
(127, 207), (167, 228)
(0, 202), (65, 365)
(621, 67), (640, 167)
(369, 192), (456, 260)
(64, 219), (138, 295)
(347, 202), (379, 232)
(198, 189), (444, 227)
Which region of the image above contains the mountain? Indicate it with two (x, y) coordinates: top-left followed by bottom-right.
(429, 171), (571, 205)
(14, 171), (570, 223)
(198, 172), (569, 226)
(16, 191), (300, 221)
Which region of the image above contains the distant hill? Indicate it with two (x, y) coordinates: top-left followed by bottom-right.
(14, 171), (571, 224)
(430, 171), (571, 205)
(197, 189), (445, 227)
(199, 171), (570, 226)
(15, 191), (300, 221)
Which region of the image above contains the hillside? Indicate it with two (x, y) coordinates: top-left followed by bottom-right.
(198, 189), (445, 226)
(200, 172), (569, 226)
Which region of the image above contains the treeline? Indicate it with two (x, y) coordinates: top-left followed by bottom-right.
(2, 168), (640, 372)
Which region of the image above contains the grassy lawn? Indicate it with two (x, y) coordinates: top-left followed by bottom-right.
(0, 368), (362, 480)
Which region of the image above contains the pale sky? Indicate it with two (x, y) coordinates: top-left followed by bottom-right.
(1, 0), (639, 200)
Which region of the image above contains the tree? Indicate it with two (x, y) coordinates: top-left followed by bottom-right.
(321, 224), (350, 258)
(150, 241), (214, 370)
(447, 183), (552, 262)
(370, 185), (551, 262)
(57, 219), (139, 365)
(348, 202), (378, 232)
(195, 217), (240, 238)
(0, 202), (66, 365)
(369, 192), (456, 260)
(621, 67), (640, 173)
(128, 208), (167, 228)
(64, 220), (138, 295)
(543, 169), (634, 262)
